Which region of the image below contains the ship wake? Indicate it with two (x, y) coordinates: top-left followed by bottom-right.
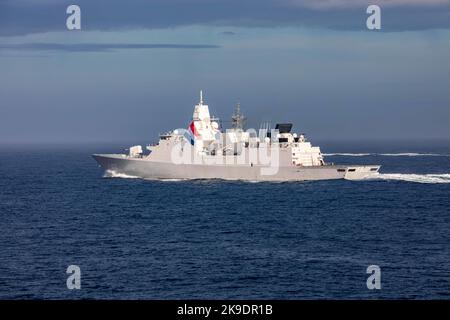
(324, 153), (449, 157)
(324, 153), (371, 156)
(365, 173), (450, 184)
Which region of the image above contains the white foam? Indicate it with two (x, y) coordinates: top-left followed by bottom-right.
(103, 170), (140, 179)
(103, 171), (189, 181)
(365, 173), (450, 184)
(378, 153), (446, 157)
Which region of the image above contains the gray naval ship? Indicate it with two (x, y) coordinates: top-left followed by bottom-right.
(93, 91), (380, 181)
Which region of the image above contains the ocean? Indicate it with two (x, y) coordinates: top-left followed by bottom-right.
(0, 141), (449, 299)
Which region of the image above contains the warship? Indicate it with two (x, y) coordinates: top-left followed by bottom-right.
(93, 92), (380, 181)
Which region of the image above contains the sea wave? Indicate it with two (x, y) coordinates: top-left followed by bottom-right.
(365, 173), (450, 184)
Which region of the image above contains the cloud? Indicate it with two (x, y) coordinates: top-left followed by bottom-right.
(1, 0), (450, 36)
(292, 0), (450, 9)
(219, 31), (237, 36)
(0, 42), (220, 52)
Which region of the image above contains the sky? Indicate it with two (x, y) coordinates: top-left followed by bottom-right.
(1, 0), (450, 143)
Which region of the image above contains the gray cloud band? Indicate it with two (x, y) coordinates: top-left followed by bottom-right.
(1, 0), (450, 36)
(0, 43), (221, 52)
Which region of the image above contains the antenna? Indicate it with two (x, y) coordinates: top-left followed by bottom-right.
(231, 102), (246, 130)
(200, 90), (203, 105)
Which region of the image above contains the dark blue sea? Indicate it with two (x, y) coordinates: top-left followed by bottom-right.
(1, 141), (450, 299)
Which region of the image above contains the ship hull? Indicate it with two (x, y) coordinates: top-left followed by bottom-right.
(93, 154), (380, 181)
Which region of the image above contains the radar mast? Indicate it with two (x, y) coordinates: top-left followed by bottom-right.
(231, 102), (246, 130)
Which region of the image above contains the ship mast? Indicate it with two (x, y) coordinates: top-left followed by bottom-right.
(231, 102), (246, 130)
